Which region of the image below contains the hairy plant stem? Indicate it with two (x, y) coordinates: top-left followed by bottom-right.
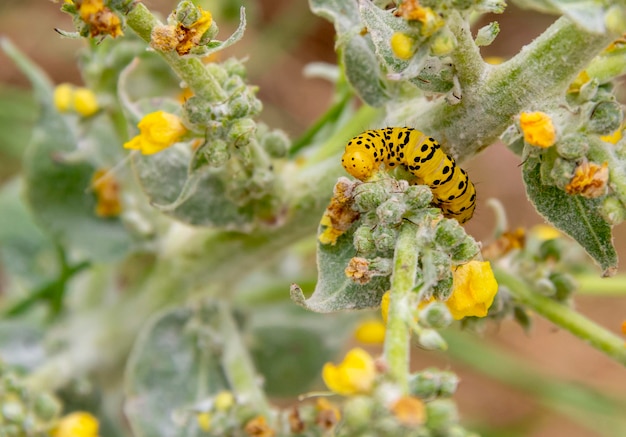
(399, 16), (616, 162)
(495, 268), (626, 366)
(383, 222), (419, 391)
(126, 3), (227, 102)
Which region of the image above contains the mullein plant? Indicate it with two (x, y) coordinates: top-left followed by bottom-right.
(1, 0), (626, 435)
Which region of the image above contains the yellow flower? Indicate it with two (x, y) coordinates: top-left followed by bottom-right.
(345, 257), (371, 284)
(565, 160), (609, 198)
(318, 178), (359, 245)
(51, 412), (99, 437)
(54, 83), (74, 113)
(175, 8), (213, 55)
(354, 319), (386, 344)
(446, 260), (498, 320)
(244, 416), (275, 437)
(91, 169), (122, 217)
(390, 396), (426, 427)
(396, 1), (444, 36)
(390, 32), (415, 60)
(601, 127), (623, 144)
(77, 0), (123, 38)
(124, 111), (187, 155)
(196, 412), (211, 432)
(519, 111), (556, 148)
(214, 390), (234, 411)
(322, 348), (376, 395)
(73, 87), (99, 117)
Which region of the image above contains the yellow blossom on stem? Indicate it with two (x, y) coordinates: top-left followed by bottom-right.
(322, 348), (376, 395)
(565, 161), (609, 198)
(519, 111), (556, 148)
(51, 411), (99, 437)
(390, 32), (415, 60)
(354, 319), (386, 344)
(244, 416), (275, 437)
(77, 0), (123, 38)
(390, 396), (426, 427)
(54, 83), (74, 112)
(124, 111), (187, 155)
(446, 260), (498, 320)
(175, 7), (213, 56)
(73, 87), (99, 117)
(91, 169), (122, 217)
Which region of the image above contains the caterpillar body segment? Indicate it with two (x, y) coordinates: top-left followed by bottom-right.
(341, 127), (476, 223)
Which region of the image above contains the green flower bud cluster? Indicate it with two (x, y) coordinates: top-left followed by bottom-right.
(0, 363), (61, 436)
(408, 368), (459, 399)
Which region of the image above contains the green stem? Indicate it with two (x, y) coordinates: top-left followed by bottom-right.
(218, 301), (271, 417)
(125, 3), (227, 102)
(383, 221), (419, 392)
(577, 274), (626, 296)
(495, 268), (626, 366)
(410, 16), (616, 162)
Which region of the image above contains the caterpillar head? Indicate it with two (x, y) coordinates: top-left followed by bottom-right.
(342, 148), (377, 181)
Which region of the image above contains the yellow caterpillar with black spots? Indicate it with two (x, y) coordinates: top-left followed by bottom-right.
(342, 127), (476, 224)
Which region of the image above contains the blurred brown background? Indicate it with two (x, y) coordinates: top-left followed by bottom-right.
(1, 1), (625, 436)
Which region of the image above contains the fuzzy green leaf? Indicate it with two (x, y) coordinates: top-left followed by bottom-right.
(125, 306), (228, 437)
(247, 303), (355, 396)
(523, 159), (617, 276)
(2, 39), (131, 261)
(132, 146), (277, 230)
(291, 225), (389, 312)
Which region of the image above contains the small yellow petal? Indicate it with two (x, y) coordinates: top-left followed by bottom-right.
(530, 224), (561, 241)
(390, 32), (415, 60)
(354, 319), (386, 344)
(446, 261), (498, 320)
(73, 88), (99, 117)
(51, 412), (99, 437)
(197, 412), (211, 432)
(54, 83), (74, 112)
(601, 127), (623, 144)
(322, 348), (376, 395)
(214, 391), (234, 411)
(519, 111), (556, 148)
(124, 111), (187, 155)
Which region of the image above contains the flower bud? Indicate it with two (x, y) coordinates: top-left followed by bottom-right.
(549, 272), (577, 301)
(538, 238), (564, 261)
(204, 63), (229, 85)
(33, 393), (61, 421)
(432, 269), (453, 301)
(372, 226), (398, 253)
(227, 118), (256, 144)
(579, 77), (599, 102)
(222, 58), (247, 78)
(419, 301), (453, 329)
(417, 329), (447, 350)
(199, 21), (219, 45)
(353, 183), (388, 212)
(534, 277), (557, 296)
(550, 157), (577, 190)
(261, 129), (289, 158)
(434, 218), (466, 250)
(376, 196), (407, 225)
(555, 134), (589, 160)
(425, 399), (459, 430)
(601, 196), (626, 225)
(404, 184), (433, 210)
(176, 1), (201, 27)
(390, 32), (416, 60)
(203, 138), (230, 167)
(184, 96), (215, 124)
(353, 225), (377, 255)
(450, 238), (479, 263)
(409, 369), (459, 399)
(588, 101), (623, 135)
(342, 396), (375, 429)
(475, 22), (499, 47)
(430, 29), (456, 56)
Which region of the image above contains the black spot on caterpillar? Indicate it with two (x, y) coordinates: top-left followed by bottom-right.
(341, 127), (476, 223)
